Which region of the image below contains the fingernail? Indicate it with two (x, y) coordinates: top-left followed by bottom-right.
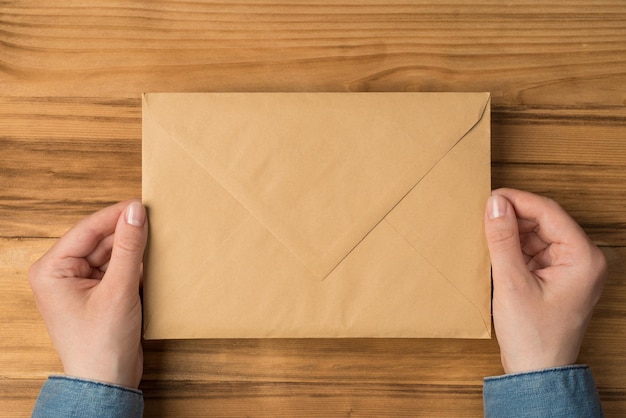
(126, 201), (146, 227)
(487, 195), (507, 220)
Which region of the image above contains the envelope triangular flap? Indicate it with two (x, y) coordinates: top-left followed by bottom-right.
(143, 93), (490, 280)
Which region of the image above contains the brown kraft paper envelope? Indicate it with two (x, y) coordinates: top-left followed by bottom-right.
(142, 92), (492, 339)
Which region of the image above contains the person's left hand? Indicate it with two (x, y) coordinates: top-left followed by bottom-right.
(28, 200), (147, 389)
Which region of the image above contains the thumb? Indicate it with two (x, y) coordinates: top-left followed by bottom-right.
(484, 194), (528, 285)
(103, 200), (148, 291)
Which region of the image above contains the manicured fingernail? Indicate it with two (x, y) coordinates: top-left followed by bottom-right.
(487, 195), (507, 220)
(126, 201), (146, 227)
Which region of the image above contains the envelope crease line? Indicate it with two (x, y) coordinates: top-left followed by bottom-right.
(383, 218), (491, 334)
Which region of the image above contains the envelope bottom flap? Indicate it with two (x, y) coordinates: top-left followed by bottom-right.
(143, 212), (491, 339)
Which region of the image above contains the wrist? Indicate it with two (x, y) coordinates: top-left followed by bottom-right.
(501, 347), (580, 375)
(62, 352), (143, 389)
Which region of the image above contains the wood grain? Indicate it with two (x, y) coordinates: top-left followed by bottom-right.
(1, 1), (625, 416)
(1, 1), (626, 105)
(0, 97), (141, 237)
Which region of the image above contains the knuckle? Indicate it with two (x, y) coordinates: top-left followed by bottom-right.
(539, 194), (562, 212)
(27, 258), (46, 289)
(593, 246), (608, 280)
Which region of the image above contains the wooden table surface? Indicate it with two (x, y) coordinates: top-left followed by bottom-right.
(1, 1), (625, 416)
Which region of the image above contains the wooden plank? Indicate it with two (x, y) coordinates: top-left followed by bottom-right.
(0, 1), (625, 105)
(0, 97), (142, 237)
(140, 338), (501, 386)
(0, 380), (38, 418)
(141, 381), (486, 418)
(491, 106), (626, 166)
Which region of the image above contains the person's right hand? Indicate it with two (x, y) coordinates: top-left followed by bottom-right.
(484, 188), (607, 374)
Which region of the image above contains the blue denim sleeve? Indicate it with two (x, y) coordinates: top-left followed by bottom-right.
(32, 375), (144, 418)
(483, 365), (603, 417)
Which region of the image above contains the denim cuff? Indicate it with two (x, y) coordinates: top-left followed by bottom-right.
(483, 365), (604, 417)
(32, 375), (144, 418)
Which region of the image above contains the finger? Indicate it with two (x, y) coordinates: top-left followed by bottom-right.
(517, 218), (539, 234)
(526, 249), (552, 272)
(492, 188), (586, 245)
(520, 231), (550, 257)
(85, 233), (114, 268)
(88, 266), (106, 280)
(484, 194), (531, 289)
(51, 201), (134, 259)
(102, 200), (148, 292)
